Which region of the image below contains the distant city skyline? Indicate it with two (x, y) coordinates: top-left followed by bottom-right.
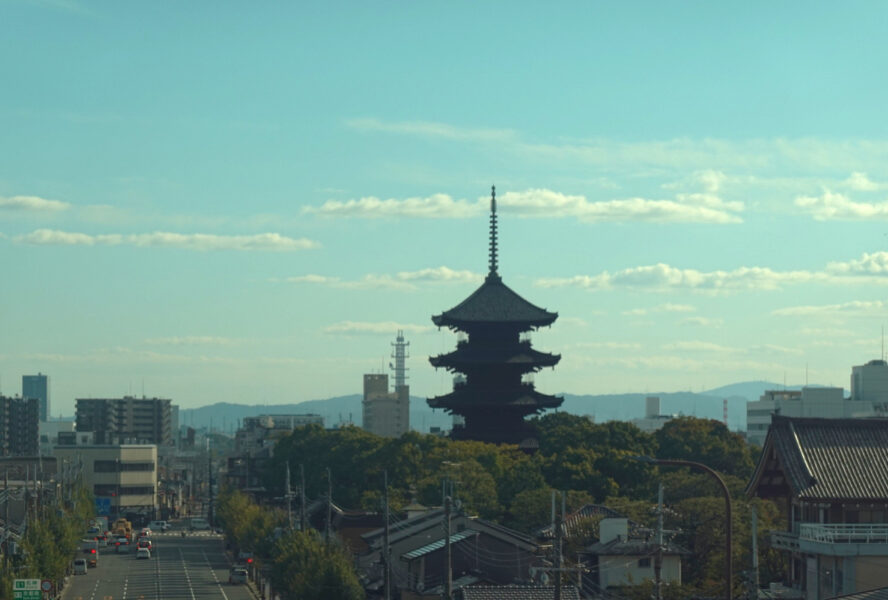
(3, 2), (888, 415)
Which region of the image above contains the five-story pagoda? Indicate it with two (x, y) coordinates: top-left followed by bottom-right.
(428, 186), (562, 445)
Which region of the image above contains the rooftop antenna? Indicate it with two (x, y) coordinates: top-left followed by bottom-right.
(390, 330), (410, 390)
(805, 363), (808, 386)
(882, 326), (885, 361)
(487, 185), (499, 279)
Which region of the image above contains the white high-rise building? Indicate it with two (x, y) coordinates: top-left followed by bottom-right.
(745, 362), (885, 446)
(851, 359), (888, 413)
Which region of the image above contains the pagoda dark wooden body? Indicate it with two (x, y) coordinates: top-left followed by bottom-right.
(427, 187), (562, 444)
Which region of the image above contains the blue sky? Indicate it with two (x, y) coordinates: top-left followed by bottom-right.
(3, 1), (888, 418)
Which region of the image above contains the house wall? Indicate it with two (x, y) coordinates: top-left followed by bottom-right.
(599, 555), (681, 588)
(852, 556), (888, 595)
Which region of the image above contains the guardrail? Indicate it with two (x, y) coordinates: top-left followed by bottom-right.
(799, 523), (888, 544)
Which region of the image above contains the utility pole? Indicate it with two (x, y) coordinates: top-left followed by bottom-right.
(207, 444), (214, 526)
(300, 464), (306, 532)
(444, 494), (452, 600)
(4, 470), (8, 570)
(555, 491), (563, 600)
(750, 506), (759, 600)
(383, 470), (391, 600)
(325, 467), (332, 542)
(655, 483), (664, 600)
(285, 462), (293, 530)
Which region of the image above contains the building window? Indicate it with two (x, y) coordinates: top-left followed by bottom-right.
(638, 558), (651, 568)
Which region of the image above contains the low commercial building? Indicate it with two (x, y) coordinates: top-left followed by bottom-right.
(54, 444), (158, 522)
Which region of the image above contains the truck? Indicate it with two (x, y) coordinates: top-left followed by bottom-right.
(111, 518), (133, 539)
(89, 516), (109, 533)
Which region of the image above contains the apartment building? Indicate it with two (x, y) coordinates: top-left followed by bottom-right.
(76, 396), (173, 446)
(0, 396), (39, 456)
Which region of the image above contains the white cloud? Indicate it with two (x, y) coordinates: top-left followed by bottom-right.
(680, 316), (724, 327)
(843, 172), (886, 192)
(661, 341), (736, 353)
(795, 190), (888, 221)
(0, 195), (70, 211)
(344, 117), (515, 143)
(304, 194), (482, 219)
(827, 252), (888, 276)
(624, 303), (696, 316)
(570, 341), (642, 350)
(500, 189), (742, 224)
(144, 336), (236, 346)
(283, 267), (483, 290)
(14, 229), (319, 251)
(537, 264), (821, 292)
(324, 321), (433, 335)
(772, 300), (886, 317)
(307, 188), (743, 224)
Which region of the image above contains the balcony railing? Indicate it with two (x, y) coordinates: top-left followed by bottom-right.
(798, 523), (888, 544)
(771, 530), (800, 551)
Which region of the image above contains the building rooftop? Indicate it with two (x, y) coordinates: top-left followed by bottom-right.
(747, 415), (888, 500)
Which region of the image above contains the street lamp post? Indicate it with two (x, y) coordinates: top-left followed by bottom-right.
(636, 457), (732, 600)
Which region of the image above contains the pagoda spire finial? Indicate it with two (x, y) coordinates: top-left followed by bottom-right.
(488, 185), (499, 277)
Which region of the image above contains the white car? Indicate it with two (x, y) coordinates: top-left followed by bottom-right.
(136, 547), (151, 559)
(73, 558), (88, 575)
(148, 520), (170, 532)
(189, 518), (210, 530)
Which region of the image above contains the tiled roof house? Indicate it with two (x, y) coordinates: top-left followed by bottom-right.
(747, 416), (888, 600)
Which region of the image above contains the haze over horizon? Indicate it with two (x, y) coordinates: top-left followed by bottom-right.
(3, 2), (888, 416)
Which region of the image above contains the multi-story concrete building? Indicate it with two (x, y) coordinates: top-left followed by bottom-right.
(39, 419), (76, 455)
(76, 396), (173, 446)
(851, 359), (888, 412)
(746, 386), (875, 447)
(630, 396), (675, 433)
(362, 374), (409, 438)
(54, 443), (158, 521)
(0, 396), (39, 456)
(22, 373), (49, 422)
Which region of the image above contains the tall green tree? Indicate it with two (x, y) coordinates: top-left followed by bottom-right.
(655, 417), (755, 479)
(270, 530), (363, 600)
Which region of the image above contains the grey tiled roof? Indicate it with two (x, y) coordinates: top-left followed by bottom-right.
(536, 503), (626, 540)
(460, 585), (580, 600)
(584, 537), (690, 556)
(432, 275), (557, 328)
(751, 416), (888, 500)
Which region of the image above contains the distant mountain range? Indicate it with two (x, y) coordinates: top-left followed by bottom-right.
(178, 380), (838, 434)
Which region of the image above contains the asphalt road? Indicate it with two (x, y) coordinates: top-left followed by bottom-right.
(62, 531), (256, 600)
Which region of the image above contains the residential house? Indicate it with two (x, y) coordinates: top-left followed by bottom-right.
(359, 507), (544, 598)
(747, 415), (888, 599)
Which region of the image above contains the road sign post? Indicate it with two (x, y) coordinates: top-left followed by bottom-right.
(13, 579), (41, 600)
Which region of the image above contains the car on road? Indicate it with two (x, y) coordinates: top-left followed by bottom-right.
(87, 555), (98, 568)
(228, 567), (248, 585)
(148, 520), (170, 532)
(137, 538), (152, 550)
(73, 558), (88, 575)
(116, 537), (130, 553)
(189, 517), (210, 530)
(136, 547), (151, 559)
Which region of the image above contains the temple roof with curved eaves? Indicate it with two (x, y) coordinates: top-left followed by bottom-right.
(429, 343), (560, 370)
(432, 274), (558, 329)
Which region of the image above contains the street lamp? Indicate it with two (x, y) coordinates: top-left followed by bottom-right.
(634, 456), (732, 600)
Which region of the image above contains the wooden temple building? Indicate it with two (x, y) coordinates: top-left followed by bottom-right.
(427, 187), (562, 445)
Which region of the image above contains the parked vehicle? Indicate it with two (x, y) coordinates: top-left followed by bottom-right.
(73, 558), (88, 575)
(228, 567), (248, 585)
(148, 520), (170, 532)
(136, 547), (151, 559)
(189, 517), (210, 530)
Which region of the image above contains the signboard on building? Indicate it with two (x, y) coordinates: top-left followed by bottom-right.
(95, 496), (111, 515)
(13, 579), (41, 600)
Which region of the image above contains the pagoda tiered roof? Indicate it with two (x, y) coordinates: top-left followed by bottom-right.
(428, 386), (562, 412)
(429, 342), (560, 370)
(432, 273), (557, 329)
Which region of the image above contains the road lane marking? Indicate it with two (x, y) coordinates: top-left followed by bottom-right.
(202, 549), (229, 600)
